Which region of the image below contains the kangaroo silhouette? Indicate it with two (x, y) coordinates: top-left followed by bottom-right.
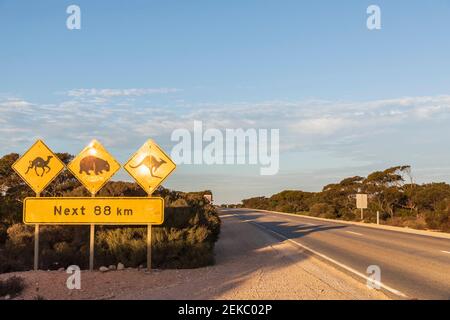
(130, 155), (166, 179)
(25, 156), (53, 177)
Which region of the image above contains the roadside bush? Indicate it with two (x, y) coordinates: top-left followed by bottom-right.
(96, 199), (220, 269)
(388, 216), (427, 230)
(425, 211), (450, 232)
(275, 204), (296, 213)
(96, 227), (147, 268)
(0, 224), (7, 244)
(0, 276), (25, 297)
(309, 203), (335, 219)
(341, 210), (358, 221)
(0, 189), (221, 272)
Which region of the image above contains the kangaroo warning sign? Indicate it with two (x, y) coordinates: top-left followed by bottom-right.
(12, 140), (65, 194)
(68, 140), (121, 195)
(23, 197), (164, 225)
(124, 139), (176, 195)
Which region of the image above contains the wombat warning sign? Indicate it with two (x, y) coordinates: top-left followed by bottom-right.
(67, 140), (121, 195)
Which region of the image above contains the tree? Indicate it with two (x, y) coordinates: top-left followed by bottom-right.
(413, 183), (450, 212)
(364, 166), (411, 218)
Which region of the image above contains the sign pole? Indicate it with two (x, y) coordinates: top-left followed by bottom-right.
(147, 192), (152, 271)
(89, 193), (95, 271)
(34, 192), (40, 271)
(361, 208), (364, 220)
(147, 223), (152, 271)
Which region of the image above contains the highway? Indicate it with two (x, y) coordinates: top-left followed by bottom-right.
(222, 208), (450, 300)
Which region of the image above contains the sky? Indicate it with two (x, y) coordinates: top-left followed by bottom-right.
(1, 1), (450, 204)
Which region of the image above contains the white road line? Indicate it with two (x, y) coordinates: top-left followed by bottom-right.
(346, 231), (364, 236)
(300, 222), (317, 226)
(441, 250), (450, 254)
(219, 214), (235, 218)
(232, 214), (408, 299)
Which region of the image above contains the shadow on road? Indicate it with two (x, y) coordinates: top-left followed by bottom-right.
(230, 210), (347, 239)
(160, 209), (368, 300)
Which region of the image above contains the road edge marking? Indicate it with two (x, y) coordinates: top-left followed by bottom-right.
(346, 231), (364, 236)
(235, 215), (408, 299)
(243, 208), (450, 240)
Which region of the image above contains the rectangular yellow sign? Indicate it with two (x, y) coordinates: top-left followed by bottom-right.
(23, 197), (164, 225)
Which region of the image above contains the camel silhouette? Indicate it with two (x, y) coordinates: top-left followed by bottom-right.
(25, 156), (53, 177)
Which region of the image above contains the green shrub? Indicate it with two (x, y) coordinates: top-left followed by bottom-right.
(309, 203), (335, 218)
(0, 190), (221, 272)
(0, 276), (25, 297)
(96, 227), (147, 268)
(0, 224), (7, 244)
(425, 211), (450, 232)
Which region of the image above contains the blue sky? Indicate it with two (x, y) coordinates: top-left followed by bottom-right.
(1, 1), (450, 203)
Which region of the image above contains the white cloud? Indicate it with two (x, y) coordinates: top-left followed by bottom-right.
(66, 88), (180, 98)
(1, 94), (450, 155)
(0, 98), (33, 109)
(292, 117), (355, 135)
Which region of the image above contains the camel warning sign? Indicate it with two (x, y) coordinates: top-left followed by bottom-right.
(12, 140), (65, 194)
(67, 140), (121, 195)
(124, 139), (176, 195)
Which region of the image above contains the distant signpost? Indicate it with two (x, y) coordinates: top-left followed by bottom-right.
(13, 139), (176, 271)
(204, 194), (213, 204)
(356, 193), (368, 220)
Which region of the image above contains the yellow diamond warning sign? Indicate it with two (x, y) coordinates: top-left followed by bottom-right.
(124, 139), (176, 195)
(67, 140), (121, 195)
(12, 140), (65, 194)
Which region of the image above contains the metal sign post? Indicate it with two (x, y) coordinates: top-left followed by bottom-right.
(147, 223), (152, 271)
(34, 224), (39, 270)
(90, 194), (95, 271)
(89, 224), (95, 271)
(34, 192), (41, 271)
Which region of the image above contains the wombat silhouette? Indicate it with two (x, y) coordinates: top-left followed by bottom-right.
(25, 156), (53, 177)
(79, 156), (110, 176)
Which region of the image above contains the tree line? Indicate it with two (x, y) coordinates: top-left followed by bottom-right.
(241, 166), (450, 232)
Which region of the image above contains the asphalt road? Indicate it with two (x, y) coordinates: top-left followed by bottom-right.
(221, 208), (450, 300)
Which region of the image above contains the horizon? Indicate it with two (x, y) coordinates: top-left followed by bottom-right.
(2, 1), (450, 203)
